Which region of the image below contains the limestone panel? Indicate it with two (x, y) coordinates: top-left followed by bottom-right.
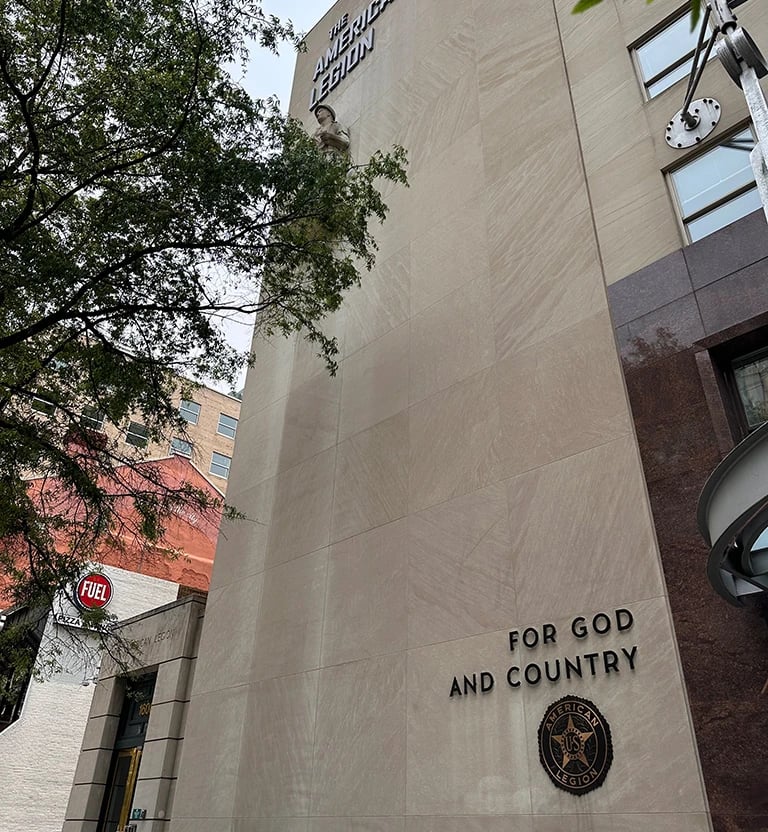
(339, 323), (409, 441)
(409, 63), (480, 174)
(506, 435), (664, 623)
(409, 367), (501, 513)
(311, 654), (406, 816)
(71, 748), (111, 787)
(406, 631), (531, 816)
(331, 411), (409, 542)
(477, 7), (573, 188)
(234, 822), (308, 832)
(355, 0), (417, 111)
(365, 172), (418, 266)
(494, 311), (631, 480)
(235, 671), (319, 818)
(409, 275), (496, 405)
(250, 549), (328, 682)
(240, 333), (295, 418)
(412, 1), (475, 56)
(79, 713), (119, 753)
(483, 127), (589, 275)
(410, 194), (490, 317)
(407, 819), (533, 832)
(291, 309), (346, 390)
(563, 15), (648, 173)
(233, 364), (340, 488)
(321, 519), (408, 667)
(520, 598), (707, 815)
(395, 23), (479, 174)
(532, 816), (711, 832)
(191, 572), (263, 696)
(212, 476), (274, 585)
(488, 205), (605, 361)
(171, 820), (232, 832)
(407, 482), (516, 649)
(145, 699), (186, 741)
(225, 397), (287, 490)
(278, 369), (342, 475)
(589, 139), (681, 284)
(153, 656), (195, 705)
(408, 124), (486, 240)
(140, 737), (183, 780)
(343, 244), (410, 358)
(266, 446), (336, 567)
(171, 685), (248, 820)
(311, 820), (405, 832)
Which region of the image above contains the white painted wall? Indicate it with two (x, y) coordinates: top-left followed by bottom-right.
(0, 566), (178, 832)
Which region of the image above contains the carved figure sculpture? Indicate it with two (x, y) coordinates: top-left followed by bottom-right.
(313, 104), (350, 155)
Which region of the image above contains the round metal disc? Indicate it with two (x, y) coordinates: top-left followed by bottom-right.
(665, 98), (722, 149)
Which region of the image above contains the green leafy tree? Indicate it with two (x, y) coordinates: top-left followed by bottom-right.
(0, 0), (406, 682)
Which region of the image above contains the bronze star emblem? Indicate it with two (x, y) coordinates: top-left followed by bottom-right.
(538, 695), (613, 796)
(551, 714), (594, 769)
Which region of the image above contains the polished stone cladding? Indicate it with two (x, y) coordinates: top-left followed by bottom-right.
(170, 1), (710, 829)
(608, 209), (768, 832)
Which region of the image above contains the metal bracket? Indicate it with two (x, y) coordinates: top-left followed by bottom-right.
(665, 98), (722, 148)
(717, 27), (768, 87)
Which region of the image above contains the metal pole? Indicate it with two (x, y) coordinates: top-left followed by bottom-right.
(741, 65), (768, 223)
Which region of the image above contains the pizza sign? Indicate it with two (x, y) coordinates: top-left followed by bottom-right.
(76, 573), (113, 610)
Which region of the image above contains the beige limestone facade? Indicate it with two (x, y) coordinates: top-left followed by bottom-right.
(165, 0), (767, 828)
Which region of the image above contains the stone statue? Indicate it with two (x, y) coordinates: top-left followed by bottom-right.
(313, 104), (350, 155)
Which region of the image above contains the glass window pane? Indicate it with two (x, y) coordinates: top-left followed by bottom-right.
(686, 186), (761, 241)
(179, 400), (200, 425)
(217, 413), (238, 439)
(752, 526), (768, 551)
(126, 421), (149, 448)
(31, 396), (55, 417)
(209, 451), (231, 479)
(671, 130), (755, 218)
(647, 56), (693, 97)
(170, 437), (193, 457)
(636, 15), (698, 80)
(734, 353), (768, 429)
(80, 406), (105, 432)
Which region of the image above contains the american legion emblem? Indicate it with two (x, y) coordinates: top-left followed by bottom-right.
(537, 694), (613, 795)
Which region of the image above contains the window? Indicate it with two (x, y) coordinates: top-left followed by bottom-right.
(170, 437), (193, 458)
(209, 451), (231, 479)
(733, 348), (768, 431)
(0, 607), (44, 733)
(179, 399), (200, 425)
(31, 395), (55, 417)
(634, 13), (713, 99)
(670, 128), (761, 242)
(80, 406), (105, 432)
(125, 421), (149, 448)
(217, 413), (238, 439)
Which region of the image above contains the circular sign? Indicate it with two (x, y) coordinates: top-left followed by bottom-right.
(76, 573), (113, 610)
(538, 694), (613, 796)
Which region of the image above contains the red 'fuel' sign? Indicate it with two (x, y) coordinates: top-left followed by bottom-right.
(76, 573), (113, 610)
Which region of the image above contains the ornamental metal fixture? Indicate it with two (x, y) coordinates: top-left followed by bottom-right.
(697, 420), (768, 605)
(666, 0), (768, 224)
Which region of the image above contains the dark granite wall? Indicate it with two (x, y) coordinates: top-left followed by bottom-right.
(608, 210), (768, 832)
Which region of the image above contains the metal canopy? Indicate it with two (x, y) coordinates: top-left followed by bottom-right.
(698, 420), (768, 604)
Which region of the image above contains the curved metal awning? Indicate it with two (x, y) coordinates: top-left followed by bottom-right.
(698, 420), (768, 605)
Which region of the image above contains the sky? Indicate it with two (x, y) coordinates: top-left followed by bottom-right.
(214, 0), (337, 392)
(242, 1), (338, 108)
